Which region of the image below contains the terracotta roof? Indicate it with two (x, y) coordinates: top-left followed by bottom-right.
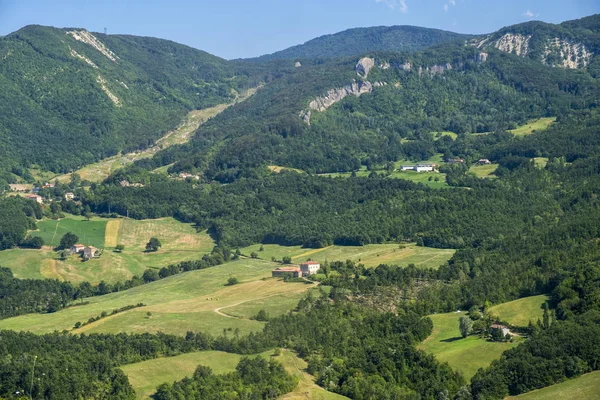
(273, 267), (301, 272)
(302, 261), (320, 265)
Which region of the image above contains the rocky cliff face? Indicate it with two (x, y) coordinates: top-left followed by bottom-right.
(493, 33), (532, 57)
(300, 80), (373, 124)
(355, 57), (375, 78)
(543, 38), (593, 68)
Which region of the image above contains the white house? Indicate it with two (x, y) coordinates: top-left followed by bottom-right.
(70, 244), (85, 254)
(400, 165), (414, 171)
(26, 194), (43, 204)
(415, 164), (436, 172)
(65, 192), (75, 200)
(300, 261), (321, 276)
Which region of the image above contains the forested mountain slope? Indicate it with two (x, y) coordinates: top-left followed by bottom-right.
(253, 25), (472, 61)
(0, 25), (256, 173)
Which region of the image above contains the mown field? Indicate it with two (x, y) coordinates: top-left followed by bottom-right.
(508, 117), (556, 136)
(121, 349), (274, 399)
(506, 371), (600, 400)
(276, 349), (349, 400)
(418, 312), (518, 380)
(0, 258), (314, 337)
(469, 163), (499, 178)
(0, 216), (215, 283)
(241, 242), (455, 270)
(489, 295), (550, 327)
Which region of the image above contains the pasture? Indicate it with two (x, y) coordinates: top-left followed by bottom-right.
(469, 163), (498, 178)
(241, 243), (455, 270)
(418, 312), (518, 380)
(121, 350), (274, 399)
(489, 295), (550, 327)
(509, 117), (556, 136)
(506, 371), (600, 400)
(276, 349), (349, 400)
(0, 258), (314, 337)
(0, 216), (215, 283)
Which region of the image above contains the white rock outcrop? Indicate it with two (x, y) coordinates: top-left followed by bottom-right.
(96, 75), (121, 106)
(355, 57), (375, 78)
(67, 30), (119, 62)
(300, 80), (374, 124)
(494, 33), (532, 56)
(295, 61), (302, 68)
(543, 38), (592, 69)
(70, 48), (98, 68)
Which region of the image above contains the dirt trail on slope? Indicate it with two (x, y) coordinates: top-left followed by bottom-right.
(54, 87), (259, 183)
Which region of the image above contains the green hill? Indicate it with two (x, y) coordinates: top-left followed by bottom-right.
(0, 25), (249, 174)
(254, 25), (472, 61)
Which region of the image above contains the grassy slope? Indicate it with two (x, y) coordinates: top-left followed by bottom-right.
(0, 217), (215, 284)
(418, 312), (518, 380)
(469, 164), (499, 178)
(509, 117), (556, 136)
(506, 371), (600, 400)
(0, 258), (313, 337)
(489, 295), (550, 327)
(241, 243), (455, 270)
(121, 350), (274, 400)
(276, 349), (349, 400)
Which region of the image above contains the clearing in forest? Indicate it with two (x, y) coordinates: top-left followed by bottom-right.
(469, 163), (499, 178)
(241, 243), (455, 270)
(0, 258), (314, 337)
(276, 349), (349, 400)
(509, 117), (556, 136)
(488, 295), (550, 327)
(418, 312), (518, 380)
(121, 350), (274, 400)
(506, 371), (600, 400)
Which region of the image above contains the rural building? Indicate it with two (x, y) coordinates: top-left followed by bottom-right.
(300, 261), (321, 276)
(26, 194), (43, 204)
(70, 244), (86, 254)
(65, 192), (75, 200)
(445, 158), (465, 164)
(478, 159), (491, 164)
(400, 164), (437, 172)
(272, 267), (302, 278)
(491, 323), (510, 337)
(42, 183), (55, 189)
(83, 246), (99, 259)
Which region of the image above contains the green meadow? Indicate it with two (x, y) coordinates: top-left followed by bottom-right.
(121, 350), (274, 399)
(31, 214), (107, 248)
(241, 243), (455, 269)
(506, 371), (600, 400)
(489, 295), (550, 327)
(0, 258), (314, 337)
(418, 312), (518, 380)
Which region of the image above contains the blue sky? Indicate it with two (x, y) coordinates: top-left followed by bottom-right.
(0, 0), (598, 59)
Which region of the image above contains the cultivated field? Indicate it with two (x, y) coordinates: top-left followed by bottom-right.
(489, 295), (550, 327)
(469, 163), (499, 178)
(506, 371), (600, 400)
(241, 243), (455, 270)
(0, 216), (215, 283)
(418, 312), (518, 380)
(0, 258), (314, 337)
(509, 117), (556, 136)
(276, 349), (349, 400)
(121, 350), (274, 399)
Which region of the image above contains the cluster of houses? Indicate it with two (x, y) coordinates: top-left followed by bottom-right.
(272, 261), (321, 278)
(8, 182), (76, 204)
(70, 243), (100, 260)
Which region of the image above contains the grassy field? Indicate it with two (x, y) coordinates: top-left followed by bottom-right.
(509, 117), (556, 136)
(533, 157), (549, 168)
(121, 350), (274, 399)
(433, 131), (458, 140)
(469, 163), (499, 178)
(489, 295), (550, 327)
(31, 214), (107, 248)
(418, 312), (518, 380)
(276, 349), (349, 400)
(0, 258), (314, 337)
(241, 243), (455, 269)
(506, 371), (600, 400)
(0, 216), (216, 284)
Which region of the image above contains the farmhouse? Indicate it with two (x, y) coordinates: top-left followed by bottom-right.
(70, 244), (86, 254)
(478, 159), (492, 165)
(26, 194), (43, 204)
(272, 267), (302, 278)
(445, 158), (465, 164)
(491, 323), (511, 337)
(83, 246), (99, 259)
(300, 261), (321, 276)
(65, 192), (75, 200)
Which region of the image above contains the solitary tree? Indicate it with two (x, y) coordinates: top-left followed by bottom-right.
(282, 256), (292, 264)
(459, 316), (473, 338)
(226, 277), (239, 286)
(58, 232), (78, 250)
(115, 244), (125, 252)
(145, 237), (162, 252)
